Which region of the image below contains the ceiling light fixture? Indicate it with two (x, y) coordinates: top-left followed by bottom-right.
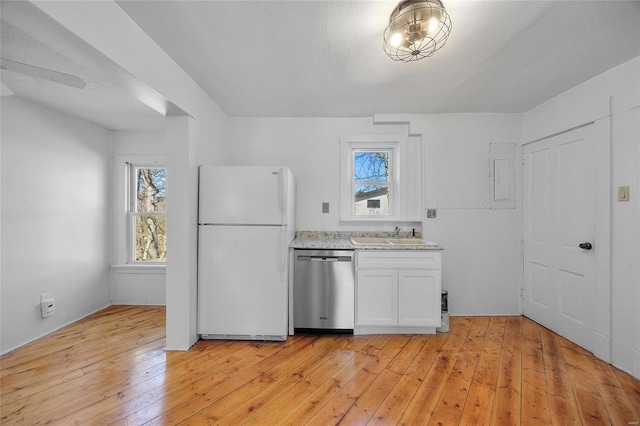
(383, 0), (452, 62)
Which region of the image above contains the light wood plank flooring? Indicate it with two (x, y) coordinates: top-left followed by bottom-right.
(1, 305), (639, 425)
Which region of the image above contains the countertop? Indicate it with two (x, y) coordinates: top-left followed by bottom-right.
(289, 231), (443, 251)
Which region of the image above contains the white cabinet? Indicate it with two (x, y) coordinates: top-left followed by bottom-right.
(356, 269), (397, 325)
(355, 250), (441, 334)
(398, 269), (440, 326)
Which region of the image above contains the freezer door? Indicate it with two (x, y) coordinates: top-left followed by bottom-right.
(197, 225), (288, 339)
(199, 166), (289, 225)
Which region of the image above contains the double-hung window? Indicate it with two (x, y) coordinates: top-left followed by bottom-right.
(353, 150), (392, 216)
(339, 134), (423, 222)
(128, 164), (167, 263)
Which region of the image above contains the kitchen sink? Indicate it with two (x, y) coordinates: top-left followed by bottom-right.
(350, 237), (391, 245)
(388, 238), (430, 245)
(350, 237), (431, 246)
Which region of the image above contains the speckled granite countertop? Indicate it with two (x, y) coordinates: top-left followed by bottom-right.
(289, 231), (443, 250)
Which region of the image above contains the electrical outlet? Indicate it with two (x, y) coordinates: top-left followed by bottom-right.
(40, 293), (55, 318)
(426, 209), (437, 218)
(322, 202), (330, 213)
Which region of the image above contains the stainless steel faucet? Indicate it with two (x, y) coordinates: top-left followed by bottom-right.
(394, 226), (400, 238)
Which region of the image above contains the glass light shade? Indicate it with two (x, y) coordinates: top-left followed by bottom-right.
(383, 0), (452, 62)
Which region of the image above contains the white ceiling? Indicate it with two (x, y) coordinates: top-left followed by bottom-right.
(1, 1), (639, 129)
(117, 0), (640, 117)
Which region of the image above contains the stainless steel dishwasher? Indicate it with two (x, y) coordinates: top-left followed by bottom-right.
(293, 249), (355, 331)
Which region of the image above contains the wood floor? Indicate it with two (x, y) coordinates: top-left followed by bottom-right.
(1, 306), (639, 425)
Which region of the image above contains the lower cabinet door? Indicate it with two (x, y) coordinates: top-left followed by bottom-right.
(398, 269), (441, 327)
(356, 269), (398, 326)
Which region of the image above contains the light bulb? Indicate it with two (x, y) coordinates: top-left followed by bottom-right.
(389, 32), (404, 47)
(428, 17), (439, 33)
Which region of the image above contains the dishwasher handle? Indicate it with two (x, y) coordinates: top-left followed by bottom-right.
(297, 255), (352, 262)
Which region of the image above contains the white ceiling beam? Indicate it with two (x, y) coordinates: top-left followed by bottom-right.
(2, 0), (191, 117)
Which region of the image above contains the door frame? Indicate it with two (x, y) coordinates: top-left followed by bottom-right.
(521, 117), (611, 362)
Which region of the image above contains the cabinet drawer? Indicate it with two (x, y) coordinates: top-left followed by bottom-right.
(357, 250), (441, 269)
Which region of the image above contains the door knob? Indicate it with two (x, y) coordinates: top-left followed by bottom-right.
(579, 242), (593, 250)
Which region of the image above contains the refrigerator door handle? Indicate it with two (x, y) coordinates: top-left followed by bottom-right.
(280, 227), (286, 282)
(278, 166), (286, 224)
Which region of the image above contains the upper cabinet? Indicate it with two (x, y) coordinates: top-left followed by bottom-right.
(339, 134), (423, 222)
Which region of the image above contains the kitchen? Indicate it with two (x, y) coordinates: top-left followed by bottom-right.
(1, 0), (639, 422)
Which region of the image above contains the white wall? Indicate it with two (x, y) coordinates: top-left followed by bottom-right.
(112, 129), (165, 156)
(522, 56), (640, 378)
(1, 97), (112, 354)
(224, 114), (523, 316)
(224, 117), (415, 233)
(410, 114), (524, 316)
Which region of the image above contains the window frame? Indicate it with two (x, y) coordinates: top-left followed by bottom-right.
(339, 135), (404, 222)
(113, 155), (166, 267)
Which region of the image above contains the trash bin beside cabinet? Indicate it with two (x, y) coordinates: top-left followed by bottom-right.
(436, 289), (449, 333)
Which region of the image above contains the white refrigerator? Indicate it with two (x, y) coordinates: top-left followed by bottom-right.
(197, 165), (295, 341)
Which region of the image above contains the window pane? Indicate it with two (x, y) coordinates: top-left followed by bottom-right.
(136, 168), (166, 213)
(354, 184), (389, 215)
(354, 151), (389, 183)
(135, 215), (166, 261)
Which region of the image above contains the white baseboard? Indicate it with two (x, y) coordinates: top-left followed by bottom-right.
(0, 304), (111, 356)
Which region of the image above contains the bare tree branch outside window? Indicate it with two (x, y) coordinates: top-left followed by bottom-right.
(353, 151), (391, 215)
(134, 167), (166, 262)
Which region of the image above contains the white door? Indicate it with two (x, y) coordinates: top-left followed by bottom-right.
(522, 122), (608, 352)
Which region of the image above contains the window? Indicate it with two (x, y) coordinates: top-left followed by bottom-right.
(129, 164), (166, 262)
(367, 199), (381, 209)
(339, 134), (423, 222)
(353, 150), (392, 216)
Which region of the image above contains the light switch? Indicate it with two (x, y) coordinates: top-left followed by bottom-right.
(618, 186), (629, 202)
(322, 202), (330, 213)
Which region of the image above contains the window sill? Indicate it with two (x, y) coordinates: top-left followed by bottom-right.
(341, 216), (399, 222)
(340, 214), (420, 222)
(111, 264), (166, 274)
